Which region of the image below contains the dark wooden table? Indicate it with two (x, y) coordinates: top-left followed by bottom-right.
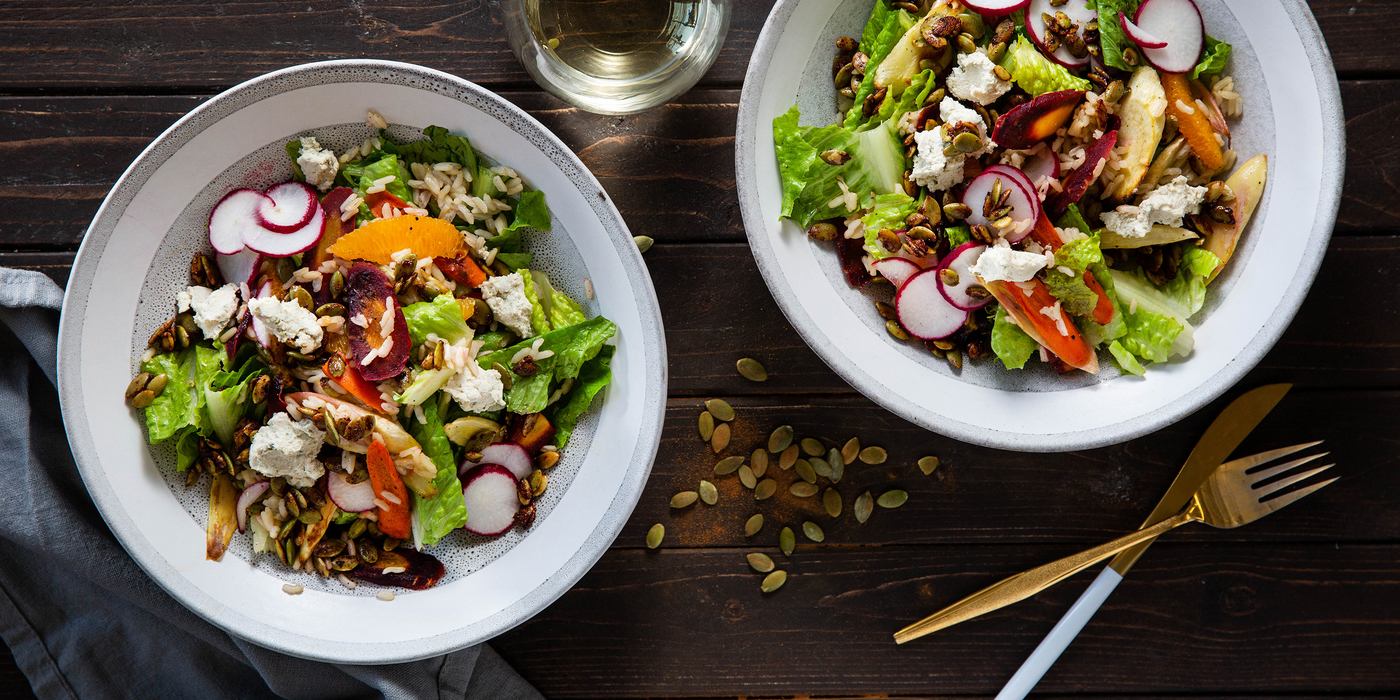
(3, 1), (1399, 697)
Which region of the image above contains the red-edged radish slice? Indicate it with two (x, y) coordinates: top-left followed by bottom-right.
(1119, 11), (1168, 49)
(895, 268), (969, 340)
(1134, 0), (1205, 74)
(250, 280), (273, 347)
(937, 243), (995, 310)
(872, 257), (922, 290)
(326, 469), (376, 513)
(460, 464), (521, 537)
(1021, 150), (1061, 186)
(256, 181), (318, 233)
(479, 443), (533, 480)
(208, 188), (269, 255)
(963, 0), (1030, 14)
(1026, 0), (1096, 68)
(235, 481), (269, 533)
(243, 203), (325, 257)
(963, 166), (1040, 242)
(216, 247), (264, 289)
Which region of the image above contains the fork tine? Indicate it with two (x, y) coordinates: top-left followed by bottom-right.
(1255, 463), (1336, 498)
(1246, 452), (1329, 484)
(1255, 476), (1339, 515)
(1218, 441), (1324, 475)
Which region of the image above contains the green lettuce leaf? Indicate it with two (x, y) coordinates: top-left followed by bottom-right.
(1096, 0), (1141, 71)
(1108, 339), (1147, 376)
(858, 0), (893, 50)
(475, 331), (513, 353)
(998, 35), (1092, 96)
(286, 141), (305, 181)
(394, 368), (456, 407)
(140, 345), (223, 444)
(477, 316), (617, 415)
(1043, 232), (1107, 317)
(358, 154), (412, 204)
(1191, 36), (1232, 80)
(1119, 306), (1184, 363)
(503, 189), (552, 234)
(773, 105), (822, 218)
(495, 252), (534, 271)
(879, 68), (937, 126)
(946, 224), (972, 249)
(402, 294), (471, 346)
(174, 427), (201, 473)
(1158, 245), (1221, 316)
(378, 125), (478, 173)
(789, 119), (905, 227)
(861, 192), (918, 261)
(485, 227), (522, 253)
(406, 399), (468, 548)
(991, 306), (1038, 370)
(545, 344), (615, 448)
(519, 269), (551, 337)
(845, 8), (917, 129)
(528, 270), (587, 330)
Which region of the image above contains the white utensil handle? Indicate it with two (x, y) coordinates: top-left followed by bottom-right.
(994, 566), (1124, 700)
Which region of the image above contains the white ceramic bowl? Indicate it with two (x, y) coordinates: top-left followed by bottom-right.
(736, 0), (1343, 452)
(57, 61), (667, 663)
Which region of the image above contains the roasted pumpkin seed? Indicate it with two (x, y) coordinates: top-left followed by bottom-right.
(670, 491), (699, 508)
(316, 302), (346, 317)
(780, 527), (796, 555)
(130, 390), (156, 408)
(802, 521), (825, 542)
(124, 372), (151, 400)
(859, 446), (888, 465)
(877, 490), (909, 508)
(826, 448), (843, 477)
(698, 411), (715, 441)
(714, 456), (744, 475)
(347, 518), (367, 539)
(886, 319), (912, 340)
(811, 457), (832, 478)
(789, 482), (819, 498)
(747, 552), (775, 573)
(705, 399), (735, 422)
(841, 437), (860, 465)
(830, 456), (845, 484)
(529, 469), (549, 497)
(646, 523), (665, 548)
(800, 438), (824, 457)
(918, 456), (940, 475)
(779, 444), (799, 469)
(738, 465), (757, 490)
(875, 301), (898, 320)
(736, 358), (768, 382)
(823, 488), (843, 518)
(699, 480), (718, 505)
(794, 459), (817, 484)
(754, 478), (777, 500)
(761, 570), (787, 593)
(711, 423), (731, 453)
(768, 425), (794, 453)
(745, 514), (764, 537)
(855, 491), (874, 523)
(751, 449), (769, 478)
(633, 235), (654, 253)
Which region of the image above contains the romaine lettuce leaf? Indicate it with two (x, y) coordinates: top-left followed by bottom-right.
(1108, 339), (1147, 376)
(402, 294), (471, 346)
(394, 367), (456, 407)
(861, 192), (917, 261)
(1119, 306), (1184, 363)
(378, 125), (478, 173)
(528, 270), (587, 330)
(1045, 232), (1107, 317)
(773, 105), (823, 218)
(140, 345), (223, 444)
(406, 399), (468, 548)
(477, 316), (617, 414)
(1095, 0), (1141, 71)
(1191, 36), (1232, 80)
(845, 9), (917, 129)
(286, 140), (305, 181)
(946, 224), (971, 248)
(1158, 245), (1221, 316)
(991, 306), (1038, 369)
(358, 154), (413, 203)
(789, 120), (905, 227)
(545, 344), (615, 448)
(502, 189), (551, 234)
(880, 68), (937, 126)
(495, 252), (534, 271)
(998, 36), (1092, 96)
(519, 268), (551, 337)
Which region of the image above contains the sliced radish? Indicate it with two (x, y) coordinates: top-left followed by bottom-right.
(1134, 0), (1205, 74)
(963, 0), (1030, 13)
(250, 280), (273, 347)
(963, 166), (1040, 243)
(872, 257), (922, 290)
(1026, 0), (1096, 68)
(460, 465), (521, 537)
(1119, 11), (1167, 49)
(1021, 150), (1061, 188)
(256, 181), (318, 233)
(326, 469), (376, 513)
(895, 268), (969, 341)
(235, 481), (269, 533)
(243, 203), (325, 257)
(937, 243), (994, 310)
(208, 189), (269, 255)
(216, 247), (264, 289)
(477, 443), (533, 480)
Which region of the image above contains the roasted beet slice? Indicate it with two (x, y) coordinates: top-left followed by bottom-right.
(345, 262), (410, 381)
(1045, 130), (1117, 219)
(508, 413), (557, 455)
(349, 547), (445, 590)
(836, 234), (871, 288)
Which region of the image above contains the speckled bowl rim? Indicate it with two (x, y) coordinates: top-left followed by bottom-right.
(56, 60), (667, 664)
(735, 0), (1343, 452)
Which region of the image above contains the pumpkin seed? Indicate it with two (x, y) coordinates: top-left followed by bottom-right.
(747, 552), (775, 573)
(841, 437), (860, 465)
(124, 372), (151, 400)
(736, 358), (768, 382)
(826, 445), (843, 472)
(714, 456), (744, 475)
(768, 425), (794, 453)
(811, 457), (832, 478)
(494, 362), (513, 391)
(875, 301), (898, 320)
(779, 445), (799, 469)
(745, 514), (764, 536)
(918, 456), (940, 475)
(830, 456), (845, 484)
(794, 459), (817, 484)
(853, 491), (874, 523)
(800, 438), (824, 457)
(823, 488), (843, 518)
(859, 446), (888, 465)
(315, 302), (346, 317)
(780, 527), (796, 555)
(761, 570), (787, 593)
(886, 319), (911, 340)
(750, 449), (769, 478)
(738, 465), (757, 490)
(670, 491), (699, 508)
(705, 399), (735, 422)
(348, 518), (367, 539)
(802, 521), (825, 542)
(285, 286), (314, 311)
(789, 481), (818, 498)
(699, 480), (718, 505)
(646, 523), (665, 548)
(754, 478), (777, 500)
(130, 390), (156, 408)
(633, 235), (654, 253)
(711, 423), (731, 453)
(877, 490), (909, 508)
(698, 411), (715, 441)
(952, 130), (982, 153)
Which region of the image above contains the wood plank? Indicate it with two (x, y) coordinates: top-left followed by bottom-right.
(492, 543), (1400, 697)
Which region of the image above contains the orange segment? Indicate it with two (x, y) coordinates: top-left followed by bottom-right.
(326, 215), (465, 265)
(1161, 73), (1224, 172)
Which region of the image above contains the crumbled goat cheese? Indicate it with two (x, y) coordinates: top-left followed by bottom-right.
(444, 365), (506, 413)
(177, 284), (239, 339)
(911, 127), (967, 192)
(480, 272), (534, 338)
(1101, 175), (1208, 238)
(968, 246), (1049, 283)
(249, 413), (326, 488)
(939, 96), (995, 157)
(248, 297), (324, 353)
(297, 137), (339, 192)
(947, 51), (1012, 106)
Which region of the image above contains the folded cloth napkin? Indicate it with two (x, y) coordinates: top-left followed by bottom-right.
(0, 267), (543, 700)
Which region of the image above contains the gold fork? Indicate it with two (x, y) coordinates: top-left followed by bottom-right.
(894, 444), (1336, 643)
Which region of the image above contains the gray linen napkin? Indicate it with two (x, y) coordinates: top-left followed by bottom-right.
(0, 267), (542, 700)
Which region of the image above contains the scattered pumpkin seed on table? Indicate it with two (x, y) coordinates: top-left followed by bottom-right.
(747, 552), (775, 573)
(859, 446), (888, 465)
(829, 449), (845, 483)
(738, 465), (757, 489)
(789, 482), (819, 498)
(714, 456), (744, 475)
(794, 459), (817, 484)
(802, 521), (825, 542)
(705, 398), (735, 422)
(780, 527), (796, 555)
(877, 490), (908, 508)
(745, 514), (764, 536)
(854, 491), (874, 523)
(761, 570), (787, 593)
(800, 438), (824, 457)
(823, 488), (843, 518)
(918, 456), (940, 475)
(768, 425), (794, 453)
(698, 411), (715, 441)
(646, 523), (665, 548)
(810, 457), (832, 478)
(699, 480), (718, 505)
(711, 423), (731, 453)
(633, 235), (654, 253)
(754, 478), (778, 500)
(736, 357), (768, 382)
(779, 444), (799, 470)
(841, 437), (860, 465)
(670, 491), (699, 508)
(751, 449), (769, 477)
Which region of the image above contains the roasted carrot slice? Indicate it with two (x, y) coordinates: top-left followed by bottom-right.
(1029, 213), (1115, 325)
(1161, 73), (1223, 171)
(324, 355), (386, 411)
(435, 254), (488, 288)
(367, 440), (412, 540)
(983, 278), (1098, 374)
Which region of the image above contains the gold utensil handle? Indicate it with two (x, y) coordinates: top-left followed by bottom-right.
(894, 510), (1195, 644)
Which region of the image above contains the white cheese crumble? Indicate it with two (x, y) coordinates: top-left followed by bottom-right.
(249, 413), (326, 489)
(480, 272), (535, 339)
(177, 284), (239, 340)
(297, 137), (339, 192)
(939, 96), (995, 157)
(1101, 175), (1208, 239)
(911, 127), (967, 192)
(947, 51), (1012, 106)
(248, 296), (324, 354)
(444, 365), (507, 413)
(968, 246), (1049, 283)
